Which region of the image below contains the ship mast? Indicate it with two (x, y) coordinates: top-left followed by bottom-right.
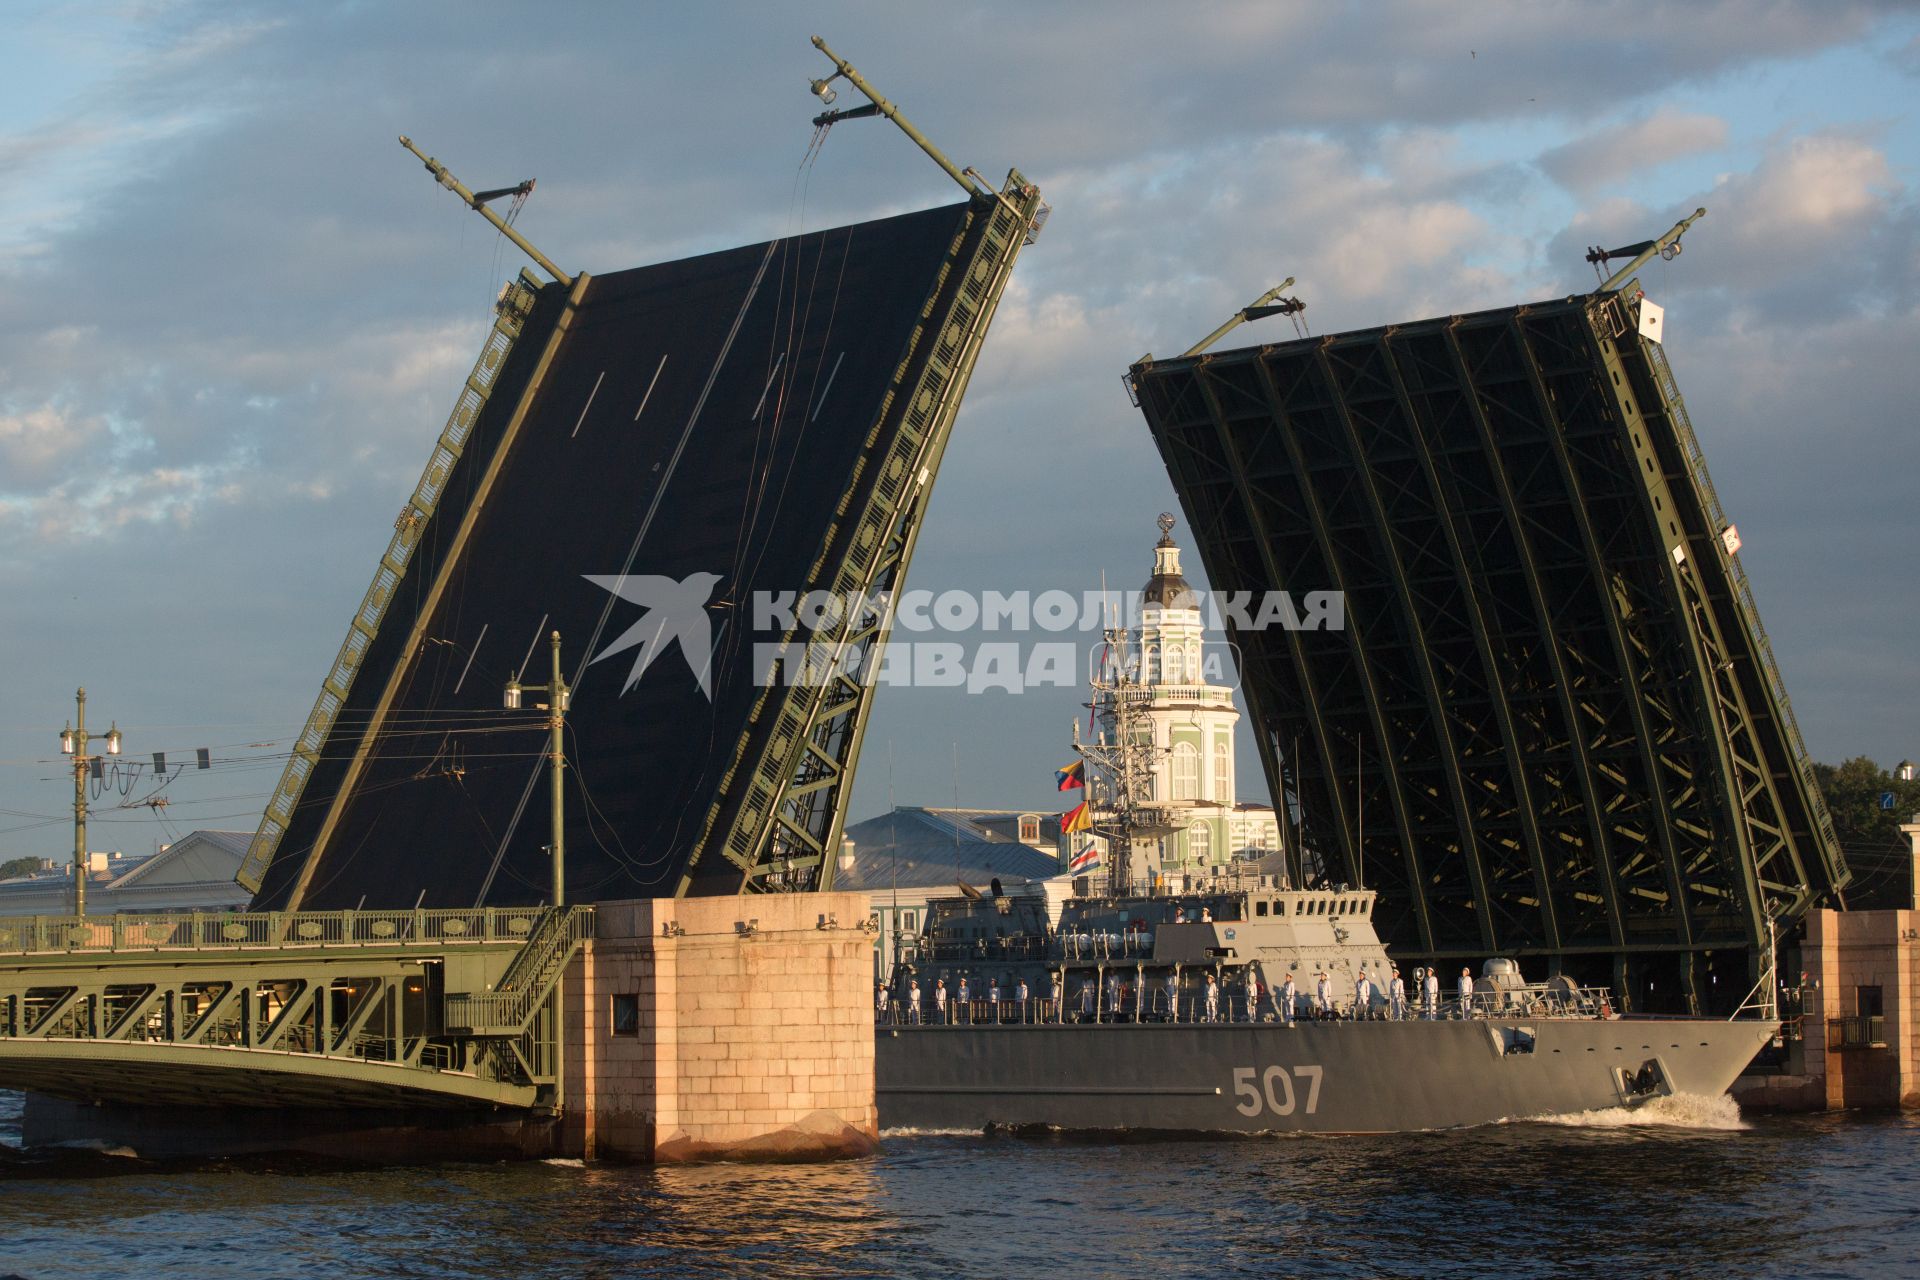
(1072, 585), (1171, 897)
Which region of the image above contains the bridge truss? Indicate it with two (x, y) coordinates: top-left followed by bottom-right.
(1131, 285), (1846, 1010)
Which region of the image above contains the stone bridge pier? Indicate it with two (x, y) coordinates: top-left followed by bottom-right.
(565, 891), (878, 1162)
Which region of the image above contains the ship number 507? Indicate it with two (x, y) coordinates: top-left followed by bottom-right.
(1232, 1065), (1322, 1117)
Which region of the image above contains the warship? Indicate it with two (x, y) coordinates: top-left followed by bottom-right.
(875, 874), (1776, 1135)
(875, 517), (1778, 1135)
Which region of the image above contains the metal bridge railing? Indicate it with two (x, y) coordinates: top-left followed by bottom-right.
(0, 906), (551, 957)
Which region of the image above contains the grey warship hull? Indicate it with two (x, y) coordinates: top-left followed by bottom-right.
(877, 1017), (1775, 1134)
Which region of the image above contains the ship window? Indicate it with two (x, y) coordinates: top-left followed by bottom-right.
(1256, 900), (1268, 917)
(1172, 743), (1201, 800)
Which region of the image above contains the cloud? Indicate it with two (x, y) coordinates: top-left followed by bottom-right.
(1537, 110), (1729, 193)
(1, 1), (1918, 852)
(0, 402), (106, 485)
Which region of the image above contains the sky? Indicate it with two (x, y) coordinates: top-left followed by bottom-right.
(2, 0), (1917, 865)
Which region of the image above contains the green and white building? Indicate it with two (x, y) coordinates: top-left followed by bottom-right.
(1071, 520), (1285, 876)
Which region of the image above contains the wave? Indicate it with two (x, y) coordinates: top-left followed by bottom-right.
(880, 1126), (984, 1139)
(1532, 1091), (1747, 1131)
(540, 1157), (586, 1168)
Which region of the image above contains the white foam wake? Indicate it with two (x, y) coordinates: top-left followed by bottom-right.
(879, 1126), (984, 1139)
(1534, 1091), (1747, 1131)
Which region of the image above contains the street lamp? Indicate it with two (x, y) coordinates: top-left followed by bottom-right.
(503, 631), (569, 907)
(57, 687), (122, 917)
(503, 631), (570, 1121)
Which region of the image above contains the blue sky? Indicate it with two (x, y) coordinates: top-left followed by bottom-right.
(2, 1), (1917, 861)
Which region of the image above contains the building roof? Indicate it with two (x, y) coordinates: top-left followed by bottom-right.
(106, 830), (251, 889)
(837, 807), (1062, 892)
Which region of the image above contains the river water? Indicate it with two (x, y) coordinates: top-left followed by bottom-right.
(2, 1090), (1915, 1278)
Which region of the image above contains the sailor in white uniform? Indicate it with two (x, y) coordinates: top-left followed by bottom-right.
(1389, 970), (1407, 1021)
(989, 978), (1002, 1022)
(906, 979), (922, 1024)
(1203, 973), (1220, 1023)
(1423, 967), (1440, 1020)
(934, 978), (948, 1023)
(1016, 978), (1030, 1023)
(1164, 972), (1181, 1022)
(1280, 972), (1298, 1025)
(956, 976), (970, 1023)
(1354, 969), (1374, 1020)
(1314, 969), (1331, 1018)
(875, 982), (890, 1023)
(1458, 967), (1476, 1018)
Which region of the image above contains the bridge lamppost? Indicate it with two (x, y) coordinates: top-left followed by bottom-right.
(58, 688), (123, 918)
(503, 631), (569, 908)
(504, 631), (571, 1123)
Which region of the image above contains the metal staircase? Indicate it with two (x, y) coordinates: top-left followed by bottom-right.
(443, 906), (593, 1036)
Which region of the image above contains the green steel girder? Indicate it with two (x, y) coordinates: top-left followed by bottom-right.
(681, 172), (1044, 897)
(1502, 310), (1651, 950)
(1130, 288), (1845, 1002)
(1309, 344), (1485, 951)
(1441, 321), (1592, 953)
(1378, 331), (1556, 949)
(0, 907), (587, 1110)
(1244, 355), (1435, 949)
(1182, 365), (1360, 873)
(1138, 369), (1330, 881)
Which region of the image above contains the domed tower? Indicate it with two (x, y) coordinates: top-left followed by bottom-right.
(1083, 515), (1284, 875)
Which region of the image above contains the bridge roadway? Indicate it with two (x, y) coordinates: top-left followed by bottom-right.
(0, 906), (589, 1114)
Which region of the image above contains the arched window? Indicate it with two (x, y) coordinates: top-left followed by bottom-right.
(1172, 742), (1201, 800)
(1187, 821), (1211, 865)
(1184, 642), (1201, 683)
(1213, 740), (1231, 804)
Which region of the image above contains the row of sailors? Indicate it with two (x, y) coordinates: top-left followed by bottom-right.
(878, 966), (1488, 1024)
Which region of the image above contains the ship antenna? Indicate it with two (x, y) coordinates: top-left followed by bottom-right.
(397, 135), (574, 286)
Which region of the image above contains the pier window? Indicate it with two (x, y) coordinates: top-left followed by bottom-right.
(611, 993), (640, 1036)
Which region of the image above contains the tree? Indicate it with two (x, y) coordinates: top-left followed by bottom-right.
(1812, 757), (1920, 909)
(0, 855), (47, 880)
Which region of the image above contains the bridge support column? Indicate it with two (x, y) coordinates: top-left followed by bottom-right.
(568, 892), (877, 1163)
